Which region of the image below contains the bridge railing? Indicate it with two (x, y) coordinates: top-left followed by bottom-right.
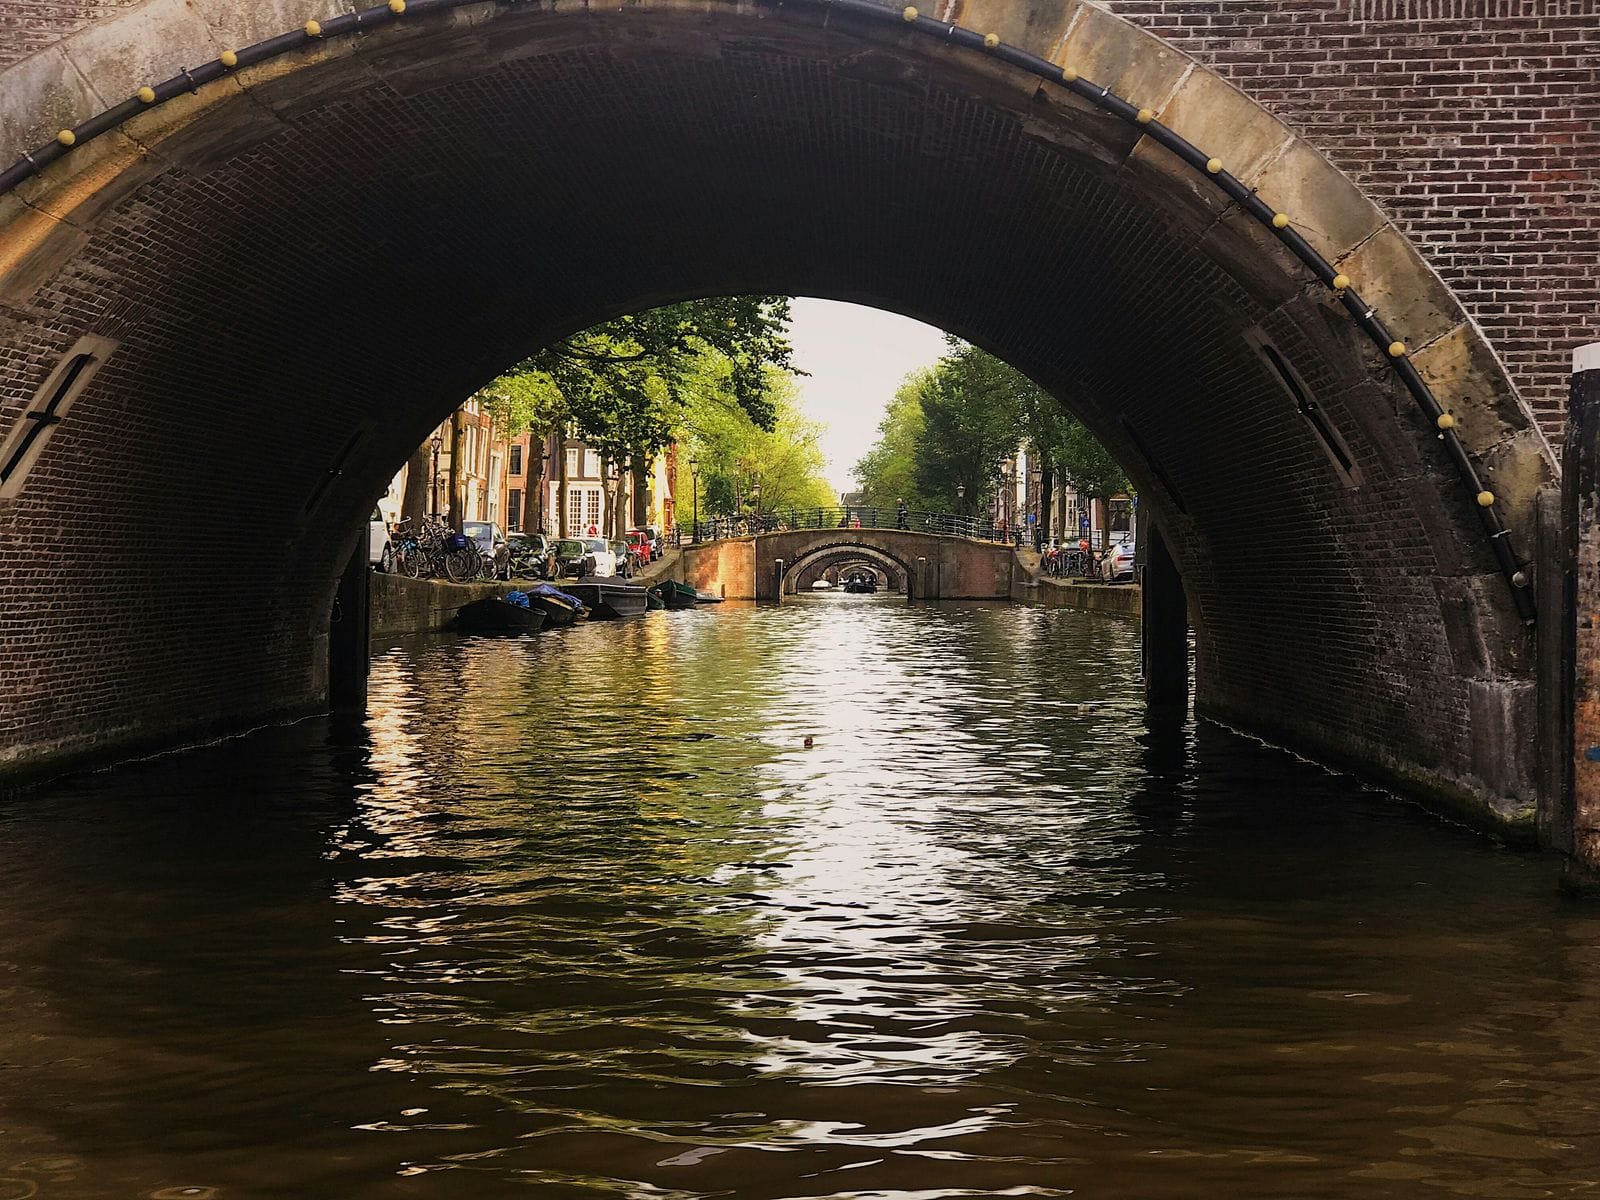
(678, 507), (1016, 545)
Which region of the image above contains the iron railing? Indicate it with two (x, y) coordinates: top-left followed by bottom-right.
(678, 507), (1016, 544)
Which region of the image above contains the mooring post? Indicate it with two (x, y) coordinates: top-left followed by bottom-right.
(329, 529), (370, 713)
(914, 556), (927, 603)
(773, 558), (785, 604)
(1141, 514), (1188, 715)
(1564, 342), (1600, 891)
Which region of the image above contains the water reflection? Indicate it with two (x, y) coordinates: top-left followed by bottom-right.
(1, 594), (1599, 1198)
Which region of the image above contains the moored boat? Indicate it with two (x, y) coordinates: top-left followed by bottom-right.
(561, 581), (651, 619)
(522, 582), (587, 626)
(455, 597), (549, 635)
(657, 579), (700, 610)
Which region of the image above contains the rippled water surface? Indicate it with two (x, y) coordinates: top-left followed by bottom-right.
(4, 594), (1600, 1199)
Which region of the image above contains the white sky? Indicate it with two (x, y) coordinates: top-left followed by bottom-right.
(786, 298), (949, 497)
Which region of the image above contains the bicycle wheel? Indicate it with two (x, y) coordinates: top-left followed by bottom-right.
(396, 544), (422, 578)
(444, 547), (478, 583)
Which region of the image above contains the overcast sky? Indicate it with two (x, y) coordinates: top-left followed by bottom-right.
(785, 298), (950, 497)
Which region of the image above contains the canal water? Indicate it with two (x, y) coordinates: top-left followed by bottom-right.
(3, 595), (1599, 1199)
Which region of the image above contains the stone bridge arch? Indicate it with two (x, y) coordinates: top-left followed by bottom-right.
(793, 553), (906, 594)
(785, 544), (911, 597)
(0, 0), (1573, 831)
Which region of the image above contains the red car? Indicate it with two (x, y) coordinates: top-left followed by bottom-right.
(625, 529), (654, 565)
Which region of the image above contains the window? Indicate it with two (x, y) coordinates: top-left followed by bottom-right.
(0, 335), (117, 501)
(510, 444), (522, 476)
(566, 448), (579, 478)
(586, 488), (602, 532)
(1247, 328), (1362, 488)
(507, 488), (522, 530)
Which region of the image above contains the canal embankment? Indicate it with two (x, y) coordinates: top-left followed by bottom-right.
(1010, 550), (1141, 616)
(371, 548), (684, 640)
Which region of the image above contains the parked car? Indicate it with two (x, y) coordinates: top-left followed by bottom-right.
(554, 537), (596, 579)
(462, 521), (509, 578)
(625, 529), (654, 565)
(645, 524), (665, 557)
(1099, 540), (1136, 583)
(583, 537), (622, 578)
(368, 507), (392, 571)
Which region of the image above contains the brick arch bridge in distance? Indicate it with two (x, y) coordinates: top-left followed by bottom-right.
(0, 0), (1595, 870)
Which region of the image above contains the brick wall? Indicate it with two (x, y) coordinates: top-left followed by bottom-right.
(1099, 0), (1600, 438)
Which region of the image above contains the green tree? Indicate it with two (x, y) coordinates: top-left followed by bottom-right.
(912, 343), (1031, 516)
(853, 342), (1131, 550)
(854, 372), (932, 510)
(674, 363), (834, 524)
(456, 296), (796, 534)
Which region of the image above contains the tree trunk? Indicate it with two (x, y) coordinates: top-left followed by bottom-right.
(633, 457), (649, 528)
(447, 409), (464, 532)
(400, 442), (429, 528)
(1038, 462), (1053, 549)
(557, 431), (569, 538)
(523, 440), (541, 535)
(1098, 494), (1112, 569)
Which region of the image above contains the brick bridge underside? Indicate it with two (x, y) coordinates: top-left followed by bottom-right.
(0, 0), (1591, 834)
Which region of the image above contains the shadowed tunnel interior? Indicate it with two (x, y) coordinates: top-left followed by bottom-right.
(0, 1), (1555, 819)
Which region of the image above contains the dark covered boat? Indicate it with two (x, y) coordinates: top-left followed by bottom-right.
(560, 581), (651, 619)
(454, 597), (548, 635)
(522, 582), (587, 627)
(842, 573), (878, 593)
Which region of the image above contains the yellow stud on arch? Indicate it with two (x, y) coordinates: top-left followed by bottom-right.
(1332, 273), (1351, 291)
(1388, 340), (1407, 358)
(1436, 413), (1456, 431)
(304, 18), (322, 36)
(1271, 212), (1290, 229)
(901, 5), (918, 20)
(56, 129), (76, 146)
(1061, 66), (1078, 83)
(1205, 157), (1223, 174)
(388, 0), (406, 11)
(1136, 108), (1154, 124)
(137, 85), (157, 103)
(220, 50), (238, 68)
(1477, 490), (1496, 508)
(983, 32), (1000, 48)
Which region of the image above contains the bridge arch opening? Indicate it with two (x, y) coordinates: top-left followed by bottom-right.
(0, 0), (1555, 825)
(787, 545), (911, 597)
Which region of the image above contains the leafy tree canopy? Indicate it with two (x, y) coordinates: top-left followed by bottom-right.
(476, 296), (795, 465)
(854, 371), (932, 510)
(853, 341), (1132, 514)
(674, 361), (836, 519)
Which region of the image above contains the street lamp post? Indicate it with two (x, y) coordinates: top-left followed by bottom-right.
(751, 482), (762, 531)
(955, 483), (966, 537)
